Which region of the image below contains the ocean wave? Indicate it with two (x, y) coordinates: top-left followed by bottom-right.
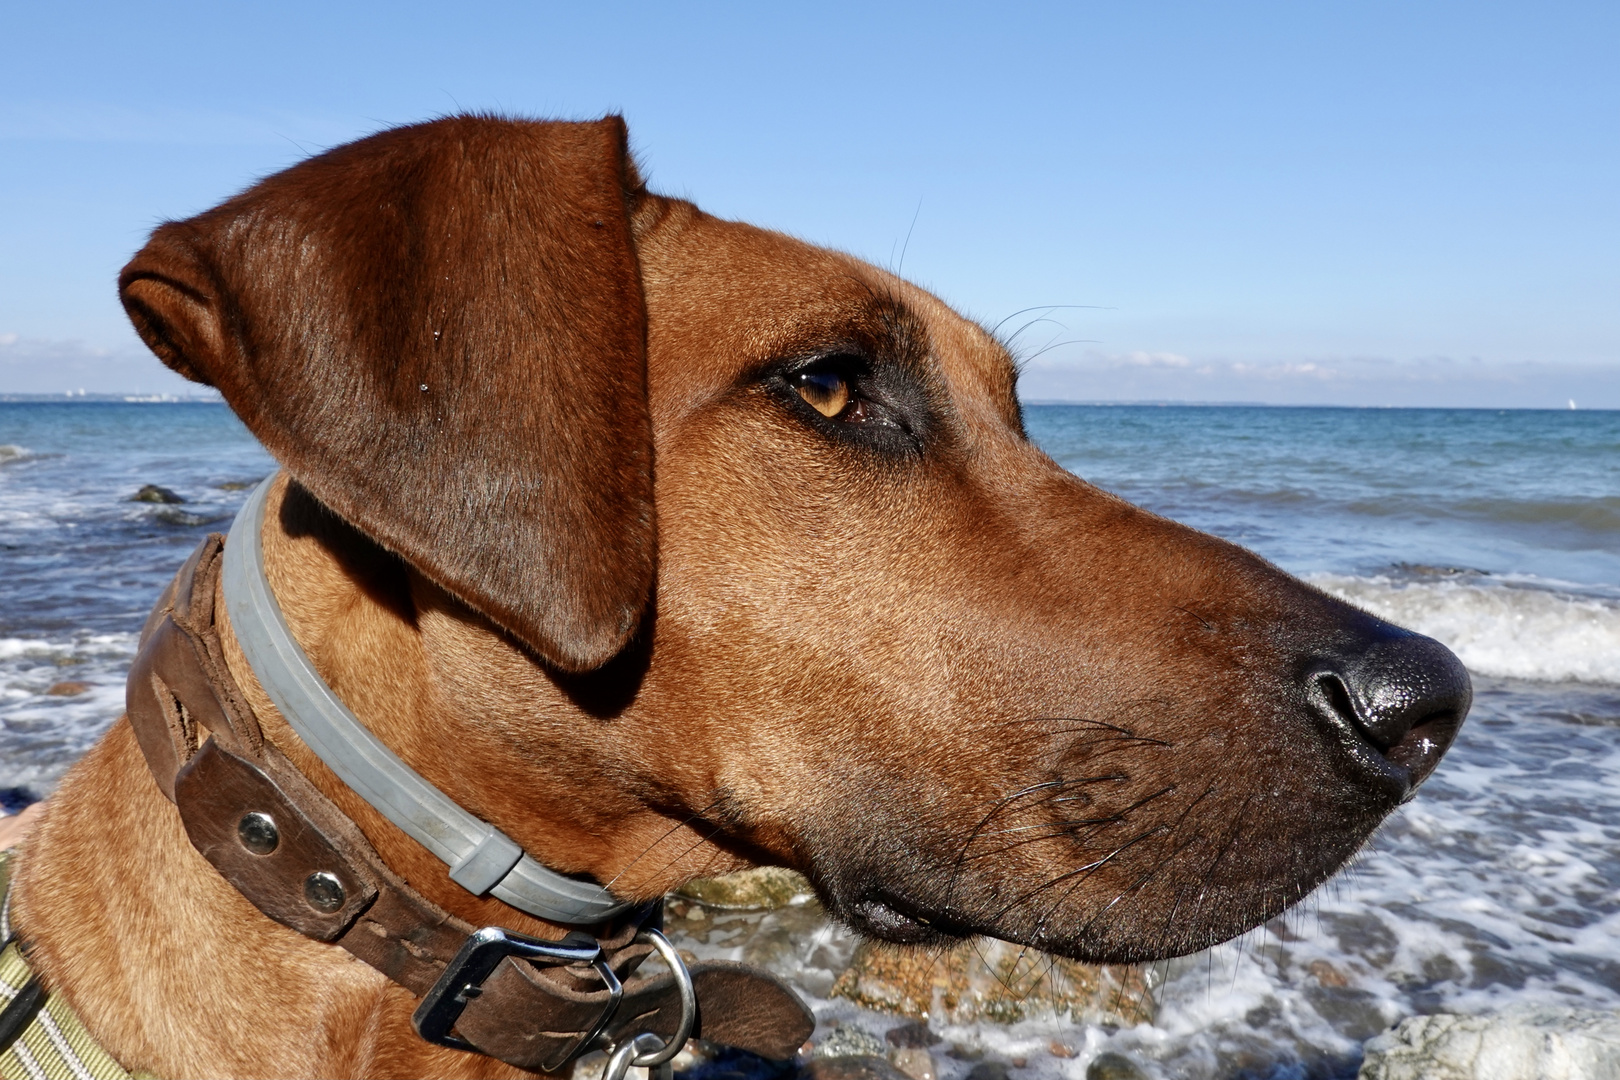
(0, 445), (29, 467)
(1310, 573), (1620, 684)
(1341, 494), (1620, 535)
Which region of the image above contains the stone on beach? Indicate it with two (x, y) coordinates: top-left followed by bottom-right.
(812, 1023), (934, 1080)
(888, 1046), (936, 1080)
(675, 867), (815, 909)
(1358, 1006), (1620, 1080)
(814, 1024), (886, 1059)
(669, 872), (1153, 1032)
(883, 1022), (939, 1050)
(1084, 1051), (1149, 1080)
(801, 1057), (910, 1080)
(829, 937), (1153, 1026)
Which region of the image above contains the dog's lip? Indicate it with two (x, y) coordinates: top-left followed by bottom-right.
(846, 889), (972, 946)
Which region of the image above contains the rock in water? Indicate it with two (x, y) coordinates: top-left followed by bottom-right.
(153, 507), (226, 527)
(884, 1022), (940, 1050)
(45, 682), (90, 696)
(131, 484), (185, 503)
(830, 938), (1152, 1026)
(675, 867), (814, 909)
(889, 1047), (936, 1080)
(1359, 1007), (1620, 1079)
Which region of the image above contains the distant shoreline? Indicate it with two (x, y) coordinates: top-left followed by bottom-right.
(1, 393), (1613, 412)
(0, 393), (223, 404)
(1023, 399), (1618, 411)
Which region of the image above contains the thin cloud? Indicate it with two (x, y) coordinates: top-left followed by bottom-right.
(1125, 351), (1192, 369)
(0, 334), (202, 396)
(1020, 350), (1620, 408)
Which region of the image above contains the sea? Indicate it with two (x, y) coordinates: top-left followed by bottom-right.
(2, 400), (1617, 1079)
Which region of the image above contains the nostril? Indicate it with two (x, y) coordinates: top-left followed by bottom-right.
(1308, 670), (1392, 750)
(1304, 630), (1471, 797)
(1385, 710), (1463, 781)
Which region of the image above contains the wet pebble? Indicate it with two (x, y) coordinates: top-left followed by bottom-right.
(1083, 1052), (1148, 1080)
(830, 937), (1151, 1025)
(801, 1057), (909, 1080)
(815, 1025), (885, 1059)
(883, 1022), (939, 1050)
(887, 1047), (935, 1080)
(677, 867), (815, 910)
(44, 682), (90, 696)
(1303, 983), (1391, 1042)
(1306, 959), (1350, 987)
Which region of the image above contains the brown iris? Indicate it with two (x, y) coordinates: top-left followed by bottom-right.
(794, 371), (851, 418)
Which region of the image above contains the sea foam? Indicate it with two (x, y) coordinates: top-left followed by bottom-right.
(1309, 573), (1620, 685)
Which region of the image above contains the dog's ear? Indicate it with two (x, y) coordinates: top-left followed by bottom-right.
(119, 116), (652, 672)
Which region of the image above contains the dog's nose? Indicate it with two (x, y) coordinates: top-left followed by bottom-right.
(1305, 625), (1470, 799)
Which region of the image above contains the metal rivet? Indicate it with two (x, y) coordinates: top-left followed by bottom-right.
(304, 871), (346, 913)
(237, 811), (279, 855)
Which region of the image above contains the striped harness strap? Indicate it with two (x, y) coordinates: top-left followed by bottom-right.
(0, 854), (142, 1080)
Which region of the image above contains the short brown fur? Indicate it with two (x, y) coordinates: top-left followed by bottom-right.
(14, 116), (1455, 1078)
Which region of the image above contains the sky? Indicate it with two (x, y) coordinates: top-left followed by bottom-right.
(2, 1), (1617, 407)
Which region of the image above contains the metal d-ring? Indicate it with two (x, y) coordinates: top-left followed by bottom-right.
(603, 1032), (668, 1080)
(599, 927), (696, 1080)
(628, 928), (696, 1067)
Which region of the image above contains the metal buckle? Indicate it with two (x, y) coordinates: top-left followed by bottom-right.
(412, 925), (623, 1068)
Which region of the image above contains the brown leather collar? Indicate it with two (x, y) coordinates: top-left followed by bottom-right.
(125, 534), (813, 1072)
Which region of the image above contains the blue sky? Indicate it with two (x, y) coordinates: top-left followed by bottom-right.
(2, 1), (1617, 406)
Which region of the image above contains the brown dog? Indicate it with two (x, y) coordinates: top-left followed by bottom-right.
(11, 116), (1469, 1078)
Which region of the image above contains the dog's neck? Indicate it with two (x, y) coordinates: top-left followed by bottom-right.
(212, 473), (647, 937)
(220, 474), (631, 925)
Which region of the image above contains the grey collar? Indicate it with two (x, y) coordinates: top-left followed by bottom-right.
(220, 473), (632, 925)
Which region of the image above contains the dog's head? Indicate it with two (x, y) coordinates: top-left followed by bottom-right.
(119, 116), (1469, 963)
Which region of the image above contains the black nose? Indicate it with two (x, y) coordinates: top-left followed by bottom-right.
(1305, 628), (1471, 799)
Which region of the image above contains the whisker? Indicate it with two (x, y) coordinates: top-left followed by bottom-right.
(942, 779), (1067, 907)
(983, 824), (1171, 927)
(1028, 785), (1213, 943)
(636, 820), (734, 889)
(603, 795), (730, 891)
(960, 786), (1175, 864)
(988, 304), (1113, 340)
(1062, 806), (1213, 942)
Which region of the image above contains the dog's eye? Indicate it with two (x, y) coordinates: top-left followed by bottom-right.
(775, 355), (913, 447)
(793, 370), (851, 418)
